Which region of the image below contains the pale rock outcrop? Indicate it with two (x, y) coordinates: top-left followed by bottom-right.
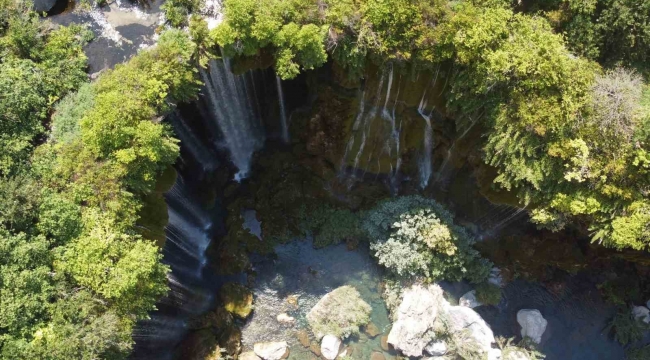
(276, 313), (295, 324)
(504, 350), (531, 360)
(424, 339), (447, 356)
(387, 284), (442, 357)
(517, 309), (548, 344)
(460, 290), (483, 308)
(240, 352), (262, 360)
(445, 305), (496, 352)
(320, 335), (341, 360)
(488, 348), (503, 360)
(632, 306), (650, 324)
(253, 341), (288, 360)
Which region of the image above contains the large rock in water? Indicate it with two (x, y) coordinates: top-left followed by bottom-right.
(307, 285), (371, 339)
(632, 306), (650, 324)
(387, 284), (442, 357)
(253, 341), (288, 360)
(445, 305), (496, 352)
(388, 284), (497, 357)
(33, 0), (57, 12)
(517, 309), (548, 344)
(320, 334), (341, 360)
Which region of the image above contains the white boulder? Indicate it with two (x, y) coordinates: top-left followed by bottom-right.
(517, 309), (547, 344)
(320, 335), (341, 360)
(446, 305), (496, 352)
(424, 339), (447, 356)
(488, 348), (503, 360)
(632, 306), (650, 324)
(460, 290), (483, 308)
(253, 341), (288, 360)
(387, 284), (442, 357)
(276, 313), (295, 324)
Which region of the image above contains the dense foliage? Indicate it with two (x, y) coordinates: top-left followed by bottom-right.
(211, 0), (650, 252)
(0, 0), (200, 354)
(364, 196), (492, 283)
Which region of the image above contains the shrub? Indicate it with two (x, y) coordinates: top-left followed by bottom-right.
(364, 196), (492, 283)
(496, 337), (545, 360)
(307, 285), (371, 339)
(604, 308), (649, 345)
(299, 204), (364, 248)
(475, 282), (502, 306)
(51, 83), (95, 144)
(627, 344), (650, 360)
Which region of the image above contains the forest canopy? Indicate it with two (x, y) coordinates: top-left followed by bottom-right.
(1, 0), (650, 358)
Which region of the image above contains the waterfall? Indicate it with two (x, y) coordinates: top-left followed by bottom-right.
(199, 58), (264, 181)
(418, 93), (433, 189)
(275, 75), (289, 143)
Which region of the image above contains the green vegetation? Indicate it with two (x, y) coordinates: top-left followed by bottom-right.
(496, 337), (545, 360)
(219, 283), (254, 319)
(210, 0), (650, 252)
(627, 344), (650, 360)
(604, 308), (649, 345)
(0, 0), (201, 354)
(307, 285), (371, 339)
(364, 196), (492, 283)
(475, 282), (502, 306)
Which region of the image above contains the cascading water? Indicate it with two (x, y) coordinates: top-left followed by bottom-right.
(275, 75), (289, 143)
(417, 92), (434, 189)
(199, 58), (265, 181)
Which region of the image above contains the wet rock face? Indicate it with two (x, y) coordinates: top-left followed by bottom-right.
(33, 0), (57, 13)
(517, 309), (548, 344)
(220, 282), (254, 319)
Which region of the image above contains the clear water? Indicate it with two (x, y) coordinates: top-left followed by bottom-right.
(241, 240), (394, 359)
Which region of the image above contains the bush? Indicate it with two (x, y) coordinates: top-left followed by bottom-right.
(364, 196), (492, 283)
(299, 204), (364, 248)
(627, 344), (650, 360)
(51, 83), (95, 144)
(307, 285), (371, 339)
(475, 282), (502, 306)
(604, 308), (649, 345)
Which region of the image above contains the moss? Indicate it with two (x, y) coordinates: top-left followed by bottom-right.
(219, 283), (254, 319)
(604, 308), (649, 345)
(307, 285), (372, 339)
(475, 282), (502, 306)
(136, 165), (177, 247)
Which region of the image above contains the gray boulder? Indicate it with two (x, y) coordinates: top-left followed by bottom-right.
(445, 305), (496, 352)
(33, 0), (57, 13)
(517, 309), (547, 344)
(387, 284), (443, 357)
(459, 290), (483, 308)
(320, 335), (341, 360)
(253, 341), (288, 360)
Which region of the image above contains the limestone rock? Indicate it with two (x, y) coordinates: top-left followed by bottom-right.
(517, 309), (548, 344)
(295, 330), (310, 347)
(365, 322), (381, 337)
(459, 290), (483, 308)
(240, 352), (262, 360)
(370, 351), (386, 360)
(632, 306), (650, 324)
(253, 341), (288, 360)
(424, 339), (447, 356)
(380, 335), (390, 351)
(445, 305), (495, 352)
(504, 349), (531, 360)
(276, 313), (295, 324)
(488, 348), (503, 360)
(220, 283), (254, 319)
(307, 286), (371, 339)
(387, 284), (442, 357)
(320, 335), (341, 360)
(309, 342), (321, 356)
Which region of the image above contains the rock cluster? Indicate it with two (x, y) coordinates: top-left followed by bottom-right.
(387, 284), (496, 357)
(253, 341), (288, 360)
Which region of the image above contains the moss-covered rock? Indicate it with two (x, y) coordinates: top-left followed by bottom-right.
(220, 282), (254, 319)
(307, 285), (372, 339)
